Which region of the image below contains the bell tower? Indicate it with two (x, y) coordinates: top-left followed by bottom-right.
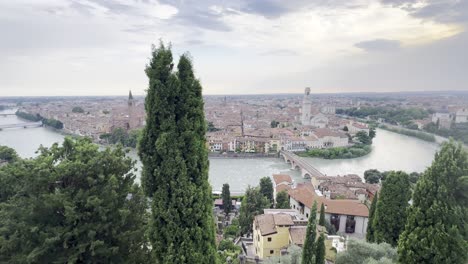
(301, 87), (312, 125)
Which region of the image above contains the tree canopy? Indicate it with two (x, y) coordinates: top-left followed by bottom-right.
(366, 193), (378, 243)
(222, 183), (232, 215)
(302, 201), (318, 264)
(239, 186), (269, 235)
(275, 190), (290, 209)
(398, 140), (468, 263)
(138, 43), (218, 263)
(372, 171), (411, 246)
(259, 176), (274, 206)
(364, 169), (382, 184)
(335, 239), (397, 264)
(0, 145), (18, 163)
(0, 138), (149, 263)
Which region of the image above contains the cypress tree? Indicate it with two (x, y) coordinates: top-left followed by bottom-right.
(259, 176), (274, 206)
(366, 192), (378, 242)
(315, 233), (326, 264)
(138, 44), (217, 263)
(302, 201), (318, 264)
(319, 203), (325, 226)
(398, 141), (468, 263)
(222, 183), (232, 215)
(373, 171), (411, 246)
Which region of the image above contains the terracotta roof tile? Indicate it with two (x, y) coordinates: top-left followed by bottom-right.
(273, 174), (293, 185)
(288, 183), (369, 217)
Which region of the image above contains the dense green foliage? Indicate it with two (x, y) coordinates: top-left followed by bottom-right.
(336, 107), (429, 126)
(300, 144), (371, 159)
(0, 138), (149, 263)
(100, 128), (141, 148)
(42, 118), (64, 129)
(138, 43), (218, 263)
(373, 171), (411, 246)
(15, 111), (63, 129)
(222, 183), (232, 215)
(239, 186), (269, 235)
(366, 193), (378, 242)
(319, 203), (325, 226)
(424, 122), (468, 144)
(271, 120), (279, 128)
(217, 239), (242, 264)
(355, 131), (372, 145)
(0, 145), (19, 163)
(15, 110), (42, 121)
(302, 201), (318, 264)
(275, 190), (290, 209)
(324, 220), (336, 235)
(380, 125), (436, 142)
(315, 233), (325, 264)
(364, 169), (382, 184)
(207, 121), (221, 132)
(398, 141), (468, 263)
(335, 239), (397, 264)
(259, 176), (274, 206)
(72, 106), (85, 113)
(223, 222), (239, 239)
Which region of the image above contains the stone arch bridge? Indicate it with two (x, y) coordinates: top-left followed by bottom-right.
(279, 150), (324, 179)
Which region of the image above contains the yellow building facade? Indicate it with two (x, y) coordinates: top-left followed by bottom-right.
(253, 214), (295, 258)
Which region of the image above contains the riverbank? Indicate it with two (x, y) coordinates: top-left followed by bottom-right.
(379, 125), (436, 142)
(208, 152), (278, 158)
(298, 144), (371, 159)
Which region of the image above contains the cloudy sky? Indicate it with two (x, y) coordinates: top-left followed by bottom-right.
(1, 0), (467, 96)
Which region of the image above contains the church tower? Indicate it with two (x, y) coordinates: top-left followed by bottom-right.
(301, 87), (312, 125)
(128, 90), (136, 129)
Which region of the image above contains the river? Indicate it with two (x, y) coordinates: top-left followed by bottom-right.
(0, 108), (439, 194)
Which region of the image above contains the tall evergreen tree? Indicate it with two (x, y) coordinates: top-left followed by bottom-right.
(259, 176), (274, 206)
(373, 171), (411, 246)
(366, 192), (378, 242)
(315, 233), (326, 264)
(222, 183), (232, 215)
(318, 203), (325, 226)
(138, 43), (217, 263)
(275, 190), (290, 209)
(398, 141), (468, 263)
(239, 186), (269, 235)
(302, 201), (318, 264)
(0, 138), (149, 263)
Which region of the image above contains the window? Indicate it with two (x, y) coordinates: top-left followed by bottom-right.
(306, 213), (309, 218)
(270, 250), (274, 254)
(331, 214), (340, 231)
(268, 237), (272, 242)
(257, 235), (260, 241)
(346, 215), (356, 233)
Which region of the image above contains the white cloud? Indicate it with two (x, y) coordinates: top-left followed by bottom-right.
(0, 0), (466, 96)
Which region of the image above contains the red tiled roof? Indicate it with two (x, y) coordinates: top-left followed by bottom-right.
(288, 183), (369, 217)
(273, 174), (293, 185)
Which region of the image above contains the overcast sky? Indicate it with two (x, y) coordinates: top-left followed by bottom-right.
(1, 0), (467, 96)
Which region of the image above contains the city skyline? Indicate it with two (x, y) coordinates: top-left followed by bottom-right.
(1, 0), (468, 96)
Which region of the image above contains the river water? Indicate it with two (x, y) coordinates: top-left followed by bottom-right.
(0, 108), (439, 194)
